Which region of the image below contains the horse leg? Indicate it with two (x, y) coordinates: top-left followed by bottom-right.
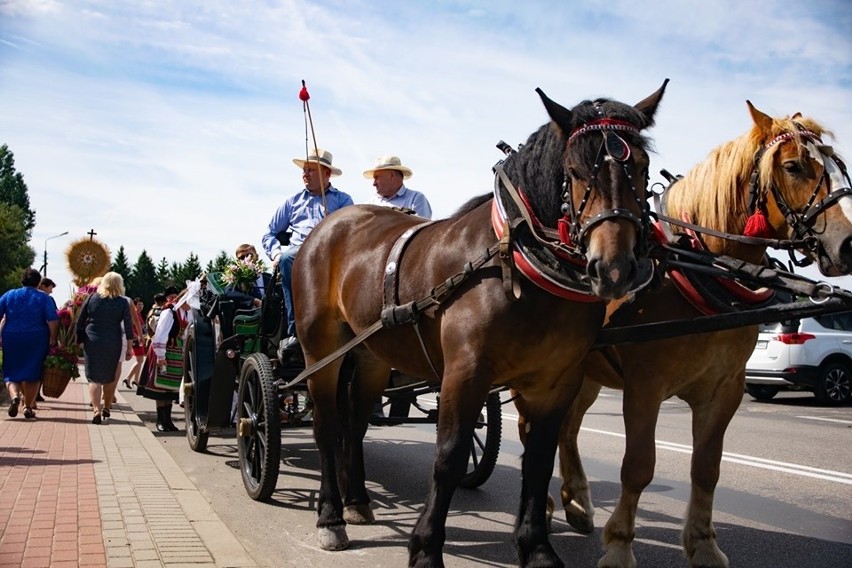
(681, 378), (742, 568)
(340, 352), (390, 525)
(514, 393), (557, 532)
(558, 379), (601, 534)
(409, 379), (488, 568)
(599, 386), (661, 568)
(308, 361), (352, 551)
(515, 404), (569, 568)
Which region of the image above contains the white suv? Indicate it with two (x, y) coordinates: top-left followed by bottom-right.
(745, 311), (852, 405)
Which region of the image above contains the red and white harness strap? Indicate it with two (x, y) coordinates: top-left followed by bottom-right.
(491, 199), (601, 302)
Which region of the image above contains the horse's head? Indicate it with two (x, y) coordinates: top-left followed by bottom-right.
(535, 80), (667, 299)
(748, 101), (852, 276)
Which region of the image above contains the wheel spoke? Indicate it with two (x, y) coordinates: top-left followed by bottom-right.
(471, 431), (486, 452)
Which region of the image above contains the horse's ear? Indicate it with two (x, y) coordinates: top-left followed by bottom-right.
(747, 100), (774, 135)
(536, 88), (573, 134)
(633, 78), (669, 126)
(792, 112), (803, 119)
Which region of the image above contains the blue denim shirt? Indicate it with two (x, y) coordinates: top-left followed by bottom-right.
(262, 185), (354, 259)
(371, 185), (432, 219)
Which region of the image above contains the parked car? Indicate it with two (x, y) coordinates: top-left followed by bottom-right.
(745, 311), (852, 405)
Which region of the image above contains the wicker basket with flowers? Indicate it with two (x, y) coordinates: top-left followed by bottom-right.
(42, 295), (85, 398)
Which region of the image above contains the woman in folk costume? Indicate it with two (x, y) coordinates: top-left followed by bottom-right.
(138, 284), (195, 431)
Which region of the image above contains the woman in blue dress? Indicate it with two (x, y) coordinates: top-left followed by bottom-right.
(0, 268), (59, 419)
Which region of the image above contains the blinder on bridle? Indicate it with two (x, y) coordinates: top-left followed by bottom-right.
(561, 105), (651, 256)
(750, 124), (852, 267)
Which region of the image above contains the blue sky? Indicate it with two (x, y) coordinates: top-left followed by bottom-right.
(1, 0), (851, 304)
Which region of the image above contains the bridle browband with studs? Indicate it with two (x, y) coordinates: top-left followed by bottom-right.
(751, 124), (852, 267)
(560, 106), (651, 256)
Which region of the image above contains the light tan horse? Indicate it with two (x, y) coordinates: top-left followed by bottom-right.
(523, 102), (852, 568)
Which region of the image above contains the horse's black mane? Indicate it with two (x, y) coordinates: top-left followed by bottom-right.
(499, 97), (654, 227)
(451, 193), (492, 218)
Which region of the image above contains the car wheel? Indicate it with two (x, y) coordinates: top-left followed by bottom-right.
(745, 384), (779, 401)
(815, 361), (852, 405)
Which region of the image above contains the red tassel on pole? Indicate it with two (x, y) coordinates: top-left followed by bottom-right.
(743, 209), (772, 238)
(299, 82), (310, 102)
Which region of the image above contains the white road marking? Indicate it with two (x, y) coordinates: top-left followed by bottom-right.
(796, 415), (852, 425)
(579, 426), (852, 485)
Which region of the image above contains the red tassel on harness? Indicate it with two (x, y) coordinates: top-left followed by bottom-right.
(557, 215), (573, 245)
(743, 209), (772, 238)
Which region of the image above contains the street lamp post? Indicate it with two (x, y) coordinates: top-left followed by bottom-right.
(42, 231), (69, 277)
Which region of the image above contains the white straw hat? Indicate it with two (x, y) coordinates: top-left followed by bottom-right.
(293, 148), (342, 177)
(362, 155), (413, 179)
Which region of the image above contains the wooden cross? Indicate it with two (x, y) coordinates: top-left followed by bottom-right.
(87, 229), (97, 240)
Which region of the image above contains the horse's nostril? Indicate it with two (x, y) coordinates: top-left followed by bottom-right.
(839, 236), (852, 263)
(587, 259), (600, 280)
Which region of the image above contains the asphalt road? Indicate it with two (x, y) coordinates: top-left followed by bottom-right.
(118, 360), (852, 568)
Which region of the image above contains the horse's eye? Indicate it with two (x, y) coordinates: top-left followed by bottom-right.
(567, 167), (580, 179)
(782, 160), (802, 175)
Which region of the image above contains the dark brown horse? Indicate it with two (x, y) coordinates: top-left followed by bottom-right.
(292, 82), (668, 567)
(536, 102), (852, 568)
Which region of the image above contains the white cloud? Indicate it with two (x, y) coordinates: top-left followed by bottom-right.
(1, 0), (851, 303)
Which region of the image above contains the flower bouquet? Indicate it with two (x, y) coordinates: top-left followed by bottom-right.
(222, 256), (266, 293)
(42, 298), (84, 397)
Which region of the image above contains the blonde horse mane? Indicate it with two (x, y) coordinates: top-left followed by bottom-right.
(665, 112), (833, 236)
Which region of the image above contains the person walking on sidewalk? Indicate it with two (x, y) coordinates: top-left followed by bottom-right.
(138, 286), (190, 432)
(121, 297), (146, 389)
(0, 268), (59, 419)
(75, 272), (134, 424)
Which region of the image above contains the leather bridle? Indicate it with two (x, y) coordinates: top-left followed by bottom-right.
(562, 107), (651, 256)
(751, 126), (852, 267)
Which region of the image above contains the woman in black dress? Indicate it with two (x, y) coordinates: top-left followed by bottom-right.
(76, 272), (134, 424)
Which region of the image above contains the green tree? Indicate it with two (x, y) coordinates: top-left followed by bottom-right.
(168, 261), (182, 287)
(206, 250), (230, 274)
(156, 258), (171, 289)
(0, 202), (36, 294)
(111, 245), (133, 282)
(178, 252), (203, 284)
(0, 144), (36, 236)
(129, 250), (159, 309)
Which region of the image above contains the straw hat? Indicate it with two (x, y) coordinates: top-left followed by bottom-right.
(362, 155), (413, 179)
(293, 148), (342, 177)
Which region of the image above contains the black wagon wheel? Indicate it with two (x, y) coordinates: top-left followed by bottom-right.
(183, 335), (209, 452)
(237, 353), (281, 501)
(458, 391), (502, 489)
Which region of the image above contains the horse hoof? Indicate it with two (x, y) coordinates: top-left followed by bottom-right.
(566, 511), (595, 535)
(317, 526), (350, 551)
(565, 501), (595, 535)
(343, 504), (375, 525)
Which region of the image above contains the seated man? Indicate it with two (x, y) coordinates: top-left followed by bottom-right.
(221, 243), (270, 310)
(364, 155), (432, 219)
(261, 148), (353, 356)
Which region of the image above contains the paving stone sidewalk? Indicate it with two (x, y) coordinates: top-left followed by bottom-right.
(0, 380), (258, 568)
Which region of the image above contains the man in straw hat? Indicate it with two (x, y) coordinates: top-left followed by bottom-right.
(262, 148), (353, 355)
(364, 155), (432, 219)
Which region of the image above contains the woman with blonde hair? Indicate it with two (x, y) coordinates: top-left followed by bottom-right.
(75, 272), (134, 424)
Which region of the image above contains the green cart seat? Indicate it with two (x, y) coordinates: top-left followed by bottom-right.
(233, 308), (262, 353)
